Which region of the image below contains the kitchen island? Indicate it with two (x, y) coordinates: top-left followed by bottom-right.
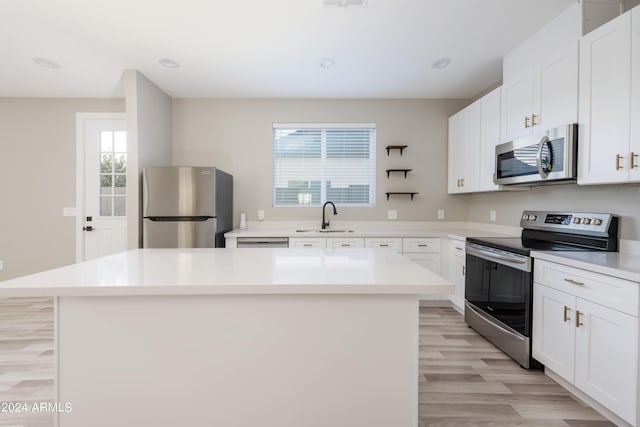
(0, 248), (453, 427)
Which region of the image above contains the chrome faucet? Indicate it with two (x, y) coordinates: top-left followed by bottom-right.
(321, 201), (337, 230)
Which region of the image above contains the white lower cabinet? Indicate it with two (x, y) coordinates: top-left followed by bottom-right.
(364, 237), (403, 253)
(403, 238), (442, 302)
(289, 238), (326, 248)
(533, 259), (639, 426)
(447, 239), (466, 312)
(326, 237), (365, 249)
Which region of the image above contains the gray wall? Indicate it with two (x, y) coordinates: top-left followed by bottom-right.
(124, 71), (173, 248)
(171, 98), (469, 226)
(0, 98), (124, 281)
(625, 0), (640, 11)
(467, 185), (640, 240)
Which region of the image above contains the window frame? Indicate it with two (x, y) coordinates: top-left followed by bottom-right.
(272, 123), (377, 208)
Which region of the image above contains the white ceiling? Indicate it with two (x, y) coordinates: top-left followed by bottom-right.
(0, 0), (575, 99)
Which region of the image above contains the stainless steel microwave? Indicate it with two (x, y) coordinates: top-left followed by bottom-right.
(494, 124), (578, 186)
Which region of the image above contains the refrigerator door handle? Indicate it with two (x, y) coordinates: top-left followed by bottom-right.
(144, 216), (214, 222)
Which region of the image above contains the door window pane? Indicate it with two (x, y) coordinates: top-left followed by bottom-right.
(99, 131), (127, 216)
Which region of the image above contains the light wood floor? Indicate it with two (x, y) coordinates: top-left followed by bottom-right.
(0, 299), (616, 426)
(420, 307), (615, 427)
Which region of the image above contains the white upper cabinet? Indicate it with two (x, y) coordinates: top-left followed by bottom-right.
(448, 100), (481, 194)
(578, 10), (638, 184)
(501, 3), (581, 142)
(479, 87), (501, 192)
(448, 87), (501, 194)
(631, 6), (640, 182)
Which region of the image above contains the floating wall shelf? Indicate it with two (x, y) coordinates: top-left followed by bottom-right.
(385, 192), (418, 201)
(385, 145), (408, 156)
(385, 169), (412, 178)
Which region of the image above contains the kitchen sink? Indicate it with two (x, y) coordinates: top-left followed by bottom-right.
(295, 229), (354, 233)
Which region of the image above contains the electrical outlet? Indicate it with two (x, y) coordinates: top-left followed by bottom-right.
(490, 210), (497, 221)
(387, 210), (397, 220)
(437, 209), (445, 220)
(257, 210), (265, 221)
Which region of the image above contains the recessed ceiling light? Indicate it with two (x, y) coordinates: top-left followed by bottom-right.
(158, 58), (180, 68)
(432, 57), (452, 69)
(319, 58), (336, 69)
(322, 0), (368, 7)
(32, 57), (60, 69)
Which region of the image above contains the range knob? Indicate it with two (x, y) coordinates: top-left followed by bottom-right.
(582, 218), (592, 225)
(572, 217), (581, 224)
(593, 218), (603, 226)
(522, 214), (530, 221)
(529, 215), (538, 221)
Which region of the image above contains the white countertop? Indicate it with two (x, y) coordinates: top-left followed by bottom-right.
(226, 225), (516, 242)
(0, 248), (454, 297)
(531, 250), (640, 282)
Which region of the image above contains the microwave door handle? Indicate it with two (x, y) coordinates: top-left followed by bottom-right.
(536, 136), (550, 178)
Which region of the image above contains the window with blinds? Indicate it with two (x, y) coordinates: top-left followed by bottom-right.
(273, 124), (376, 207)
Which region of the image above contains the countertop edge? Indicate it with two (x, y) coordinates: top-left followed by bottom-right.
(531, 251), (640, 283)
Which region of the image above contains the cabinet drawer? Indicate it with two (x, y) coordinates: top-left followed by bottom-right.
(450, 239), (465, 257)
(326, 238), (365, 249)
(289, 238), (326, 249)
(402, 238), (440, 253)
(364, 238), (403, 253)
(534, 260), (639, 316)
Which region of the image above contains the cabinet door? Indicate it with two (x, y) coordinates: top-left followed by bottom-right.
(461, 101), (481, 192)
(404, 253), (441, 275)
(574, 298), (639, 425)
(479, 87), (501, 192)
(533, 43), (579, 131)
(404, 253), (442, 301)
(631, 6), (640, 182)
(449, 254), (466, 311)
(501, 70), (533, 142)
(326, 238), (364, 249)
(364, 238), (402, 253)
(532, 284), (576, 383)
(448, 111), (465, 194)
(289, 238), (326, 248)
(578, 12), (632, 184)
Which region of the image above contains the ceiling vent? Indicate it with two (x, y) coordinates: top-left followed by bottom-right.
(322, 0), (368, 7)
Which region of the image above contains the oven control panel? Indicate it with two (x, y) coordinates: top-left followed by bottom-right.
(520, 211), (616, 236)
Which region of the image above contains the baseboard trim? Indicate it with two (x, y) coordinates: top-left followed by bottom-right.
(545, 368), (632, 427)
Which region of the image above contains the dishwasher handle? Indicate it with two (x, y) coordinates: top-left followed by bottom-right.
(236, 237), (289, 248)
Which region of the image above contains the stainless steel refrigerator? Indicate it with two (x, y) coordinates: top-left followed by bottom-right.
(142, 167), (233, 248)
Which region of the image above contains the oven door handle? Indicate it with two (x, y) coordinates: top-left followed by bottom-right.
(466, 244), (531, 272)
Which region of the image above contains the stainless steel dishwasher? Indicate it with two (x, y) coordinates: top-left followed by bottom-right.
(236, 237), (289, 248)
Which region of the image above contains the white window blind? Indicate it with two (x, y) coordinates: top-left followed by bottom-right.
(273, 124), (376, 207)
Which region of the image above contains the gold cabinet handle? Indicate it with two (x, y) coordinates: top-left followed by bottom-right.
(462, 265), (466, 276)
(575, 310), (583, 328)
(379, 244), (389, 247)
(631, 152), (638, 169)
(340, 244), (351, 247)
(564, 278), (585, 286)
(616, 154), (624, 171)
(417, 244), (428, 247)
(524, 116), (530, 129)
(303, 244), (312, 247)
(563, 305), (571, 322)
(531, 113), (538, 126)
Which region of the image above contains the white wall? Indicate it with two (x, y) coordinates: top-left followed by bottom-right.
(124, 71), (172, 248)
(172, 98), (469, 227)
(0, 98), (124, 281)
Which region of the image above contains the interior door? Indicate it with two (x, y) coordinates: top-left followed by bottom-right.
(80, 116), (128, 261)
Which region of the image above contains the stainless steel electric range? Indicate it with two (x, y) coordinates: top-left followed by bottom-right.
(464, 210), (619, 368)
